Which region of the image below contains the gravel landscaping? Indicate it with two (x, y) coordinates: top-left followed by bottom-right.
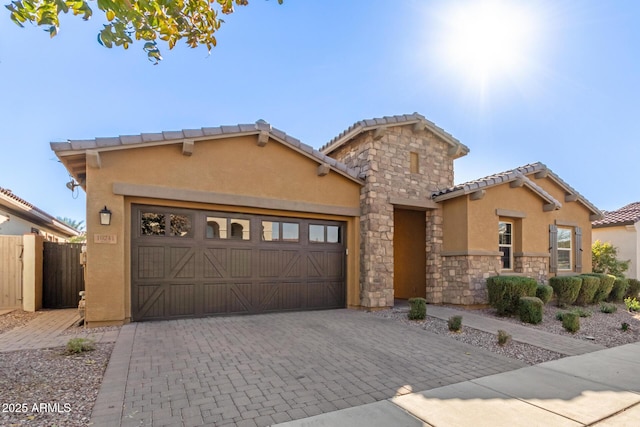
(371, 301), (640, 366)
(0, 301), (638, 426)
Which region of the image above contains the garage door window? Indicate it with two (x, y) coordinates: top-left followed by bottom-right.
(206, 216), (250, 240)
(262, 221), (299, 242)
(141, 212), (192, 237)
(309, 224), (341, 243)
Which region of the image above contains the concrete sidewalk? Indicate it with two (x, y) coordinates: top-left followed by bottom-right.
(274, 341), (640, 427)
(0, 309), (119, 352)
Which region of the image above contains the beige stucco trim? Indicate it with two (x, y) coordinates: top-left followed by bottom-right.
(441, 250), (502, 257)
(389, 197), (439, 210)
(555, 219), (578, 227)
(113, 183), (361, 217)
(496, 208), (527, 218)
(514, 252), (550, 258)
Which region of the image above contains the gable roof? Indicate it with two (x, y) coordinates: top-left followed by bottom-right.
(50, 120), (364, 188)
(432, 169), (562, 209)
(592, 202), (640, 228)
(515, 162), (603, 220)
(320, 113), (470, 158)
(432, 162), (604, 220)
(0, 187), (80, 237)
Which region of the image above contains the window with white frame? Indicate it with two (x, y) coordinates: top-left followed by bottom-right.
(499, 221), (513, 270)
(557, 227), (572, 270)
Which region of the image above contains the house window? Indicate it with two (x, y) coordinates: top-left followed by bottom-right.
(309, 224), (342, 244)
(557, 227), (572, 270)
(141, 212), (193, 237)
(499, 221), (513, 270)
(206, 216), (250, 240)
(261, 221), (299, 242)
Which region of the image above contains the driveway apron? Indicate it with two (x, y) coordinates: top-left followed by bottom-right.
(92, 309), (526, 427)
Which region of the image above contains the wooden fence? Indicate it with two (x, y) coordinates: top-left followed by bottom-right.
(0, 236), (23, 309)
(43, 241), (84, 309)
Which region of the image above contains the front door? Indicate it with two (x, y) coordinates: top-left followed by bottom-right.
(393, 208), (426, 299)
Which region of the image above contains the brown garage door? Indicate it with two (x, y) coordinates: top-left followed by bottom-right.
(131, 204), (346, 321)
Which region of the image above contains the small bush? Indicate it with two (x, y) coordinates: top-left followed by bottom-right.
(584, 273), (616, 303)
(66, 338), (95, 354)
(448, 315), (463, 332)
(621, 322), (630, 332)
(608, 277), (630, 302)
(575, 275), (600, 305)
(625, 279), (640, 299)
(536, 284), (553, 304)
(408, 297), (427, 320)
(599, 302), (617, 314)
(497, 330), (511, 346)
(562, 312), (580, 333)
(624, 297), (640, 312)
(549, 276), (582, 307)
(570, 307), (592, 318)
(486, 276), (538, 316)
(555, 311), (566, 321)
(518, 297), (543, 324)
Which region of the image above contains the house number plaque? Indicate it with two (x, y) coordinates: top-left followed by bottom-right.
(94, 234), (117, 244)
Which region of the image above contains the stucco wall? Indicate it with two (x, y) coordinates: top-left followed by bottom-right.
(440, 177), (596, 304)
(84, 135), (362, 325)
(328, 126), (455, 307)
(593, 224), (639, 280)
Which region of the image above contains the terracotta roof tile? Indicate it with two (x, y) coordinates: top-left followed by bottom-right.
(592, 203), (640, 227)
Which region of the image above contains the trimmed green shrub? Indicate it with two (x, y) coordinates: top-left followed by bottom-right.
(549, 276), (582, 307)
(486, 276), (538, 316)
(599, 302), (617, 314)
(536, 284), (553, 304)
(497, 330), (511, 346)
(408, 297), (427, 320)
(625, 278), (640, 297)
(518, 297), (543, 324)
(584, 273), (616, 303)
(575, 275), (599, 305)
(608, 277), (630, 302)
(625, 279), (640, 299)
(448, 315), (463, 332)
(562, 312), (580, 333)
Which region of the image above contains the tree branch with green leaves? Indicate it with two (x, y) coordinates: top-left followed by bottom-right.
(5, 0), (282, 63)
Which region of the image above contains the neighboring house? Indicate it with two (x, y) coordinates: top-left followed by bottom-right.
(592, 202), (640, 280)
(0, 187), (80, 242)
(50, 113), (602, 326)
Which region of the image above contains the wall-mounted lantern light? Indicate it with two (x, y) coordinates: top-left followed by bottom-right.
(99, 206), (112, 226)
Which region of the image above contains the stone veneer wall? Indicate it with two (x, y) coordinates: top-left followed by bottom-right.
(442, 255), (502, 305)
(328, 126), (454, 308)
(514, 255), (549, 283)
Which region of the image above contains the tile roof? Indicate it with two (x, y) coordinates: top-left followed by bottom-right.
(51, 120), (363, 184)
(432, 169), (562, 208)
(0, 187), (79, 237)
(433, 162), (603, 219)
(320, 113), (470, 158)
(592, 202), (640, 228)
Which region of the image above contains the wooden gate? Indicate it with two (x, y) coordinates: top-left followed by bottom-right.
(43, 242), (84, 309)
(0, 236), (23, 309)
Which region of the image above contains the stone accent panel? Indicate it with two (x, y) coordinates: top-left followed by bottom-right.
(329, 126), (454, 308)
(442, 255), (501, 305)
(514, 255), (549, 283)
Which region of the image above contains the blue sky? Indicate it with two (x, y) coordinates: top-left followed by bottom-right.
(1, 0), (638, 224)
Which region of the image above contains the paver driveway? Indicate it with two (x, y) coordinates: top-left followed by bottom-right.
(92, 309), (526, 427)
